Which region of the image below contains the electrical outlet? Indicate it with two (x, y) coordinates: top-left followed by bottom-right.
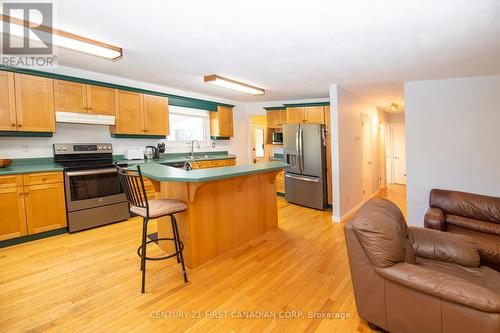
(211, 142), (215, 148)
(22, 145), (29, 152)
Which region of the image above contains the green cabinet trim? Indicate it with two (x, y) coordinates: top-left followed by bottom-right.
(283, 102), (330, 108)
(0, 131), (53, 137)
(210, 136), (231, 140)
(0, 66), (235, 111)
(111, 134), (167, 139)
(264, 106), (286, 111)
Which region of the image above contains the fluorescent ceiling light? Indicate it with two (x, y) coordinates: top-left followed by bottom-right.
(204, 75), (265, 95)
(0, 15), (122, 60)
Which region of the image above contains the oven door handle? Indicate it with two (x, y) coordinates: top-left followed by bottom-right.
(65, 168), (118, 177)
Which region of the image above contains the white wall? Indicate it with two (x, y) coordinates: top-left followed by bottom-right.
(0, 66), (249, 164)
(405, 75), (500, 226)
(330, 85), (381, 221)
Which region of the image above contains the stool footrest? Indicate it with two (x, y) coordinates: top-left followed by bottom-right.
(137, 238), (184, 261)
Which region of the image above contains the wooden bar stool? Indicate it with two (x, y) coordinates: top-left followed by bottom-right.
(115, 163), (188, 293)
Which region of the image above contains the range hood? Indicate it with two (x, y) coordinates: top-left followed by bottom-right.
(55, 112), (115, 125)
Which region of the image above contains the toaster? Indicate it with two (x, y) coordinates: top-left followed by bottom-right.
(124, 148), (144, 160)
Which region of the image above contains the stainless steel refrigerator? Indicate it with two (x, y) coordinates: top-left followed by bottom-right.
(283, 124), (327, 210)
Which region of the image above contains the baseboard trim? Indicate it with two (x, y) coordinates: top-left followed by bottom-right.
(0, 228), (67, 248)
(332, 189), (382, 224)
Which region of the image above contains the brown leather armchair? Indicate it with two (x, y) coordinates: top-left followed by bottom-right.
(345, 198), (500, 333)
(425, 189), (500, 271)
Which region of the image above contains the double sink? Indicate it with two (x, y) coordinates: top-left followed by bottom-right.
(160, 155), (211, 170)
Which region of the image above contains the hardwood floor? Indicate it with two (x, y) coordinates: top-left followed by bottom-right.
(0, 184), (406, 333)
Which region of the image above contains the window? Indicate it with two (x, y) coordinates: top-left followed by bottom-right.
(166, 106), (210, 142)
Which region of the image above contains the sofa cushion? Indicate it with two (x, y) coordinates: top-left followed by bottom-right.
(409, 227), (480, 267)
(446, 214), (500, 236)
(430, 189), (500, 224)
(446, 224), (500, 266)
(352, 198), (408, 268)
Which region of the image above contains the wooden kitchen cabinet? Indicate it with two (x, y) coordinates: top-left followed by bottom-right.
(143, 94), (169, 136)
(276, 170), (285, 194)
(305, 106), (325, 124)
(286, 106), (325, 124)
(0, 71), (17, 131)
(53, 80), (87, 113)
(0, 185), (27, 241)
(0, 172), (66, 241)
(267, 110), (285, 128)
(13, 73), (55, 132)
(53, 80), (116, 116)
(24, 182), (67, 234)
(210, 106), (234, 138)
(286, 107), (305, 124)
(86, 85), (115, 116)
(112, 90), (144, 135)
(191, 158), (235, 169)
(111, 90), (169, 136)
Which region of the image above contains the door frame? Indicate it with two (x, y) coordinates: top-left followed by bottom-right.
(250, 116), (268, 163)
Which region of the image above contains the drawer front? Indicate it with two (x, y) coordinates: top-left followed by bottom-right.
(0, 175), (23, 189)
(23, 172), (63, 186)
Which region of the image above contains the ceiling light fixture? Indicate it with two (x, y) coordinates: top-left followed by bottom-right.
(390, 103), (399, 112)
(0, 15), (122, 61)
(204, 75), (265, 95)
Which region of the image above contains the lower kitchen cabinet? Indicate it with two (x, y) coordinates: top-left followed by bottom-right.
(0, 186), (27, 241)
(24, 182), (67, 234)
(0, 172), (67, 241)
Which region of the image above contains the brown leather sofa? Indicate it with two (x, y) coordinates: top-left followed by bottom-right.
(425, 189), (500, 271)
(345, 198), (500, 333)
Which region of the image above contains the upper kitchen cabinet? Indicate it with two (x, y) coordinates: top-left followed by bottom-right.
(266, 109), (285, 128)
(304, 106), (325, 124)
(286, 106), (325, 124)
(285, 107), (305, 124)
(86, 85), (115, 116)
(0, 71), (16, 131)
(53, 80), (87, 113)
(14, 74), (55, 132)
(210, 106), (233, 138)
(112, 90), (144, 135)
(111, 90), (169, 136)
(143, 94), (169, 136)
(53, 80), (116, 116)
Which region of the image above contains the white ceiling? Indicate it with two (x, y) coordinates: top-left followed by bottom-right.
(44, 0), (500, 106)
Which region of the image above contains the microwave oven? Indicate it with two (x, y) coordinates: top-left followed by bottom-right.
(272, 131), (283, 144)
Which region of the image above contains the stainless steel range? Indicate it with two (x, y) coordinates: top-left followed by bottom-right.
(54, 143), (130, 232)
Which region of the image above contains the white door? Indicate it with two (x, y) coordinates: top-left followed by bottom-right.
(362, 114), (372, 198)
(391, 124), (406, 184)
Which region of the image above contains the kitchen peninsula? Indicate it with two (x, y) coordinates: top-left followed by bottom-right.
(136, 161), (288, 268)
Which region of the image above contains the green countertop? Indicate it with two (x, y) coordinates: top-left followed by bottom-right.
(0, 158), (63, 175)
(133, 161), (288, 183)
(117, 153), (236, 165)
(0, 152), (236, 176)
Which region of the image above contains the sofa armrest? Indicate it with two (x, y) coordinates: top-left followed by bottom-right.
(376, 263), (500, 313)
(424, 207), (445, 231)
(408, 227), (480, 267)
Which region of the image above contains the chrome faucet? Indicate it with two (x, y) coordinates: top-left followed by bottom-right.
(188, 140), (200, 159)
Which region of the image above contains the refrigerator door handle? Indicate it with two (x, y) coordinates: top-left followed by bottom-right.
(285, 174), (320, 183)
(299, 126), (305, 173)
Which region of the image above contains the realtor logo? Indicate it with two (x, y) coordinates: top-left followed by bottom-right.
(1, 2), (56, 68)
(3, 2), (53, 54)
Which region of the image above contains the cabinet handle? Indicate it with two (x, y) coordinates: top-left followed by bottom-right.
(88, 107), (92, 111)
(18, 124), (22, 127)
(11, 123), (16, 127)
